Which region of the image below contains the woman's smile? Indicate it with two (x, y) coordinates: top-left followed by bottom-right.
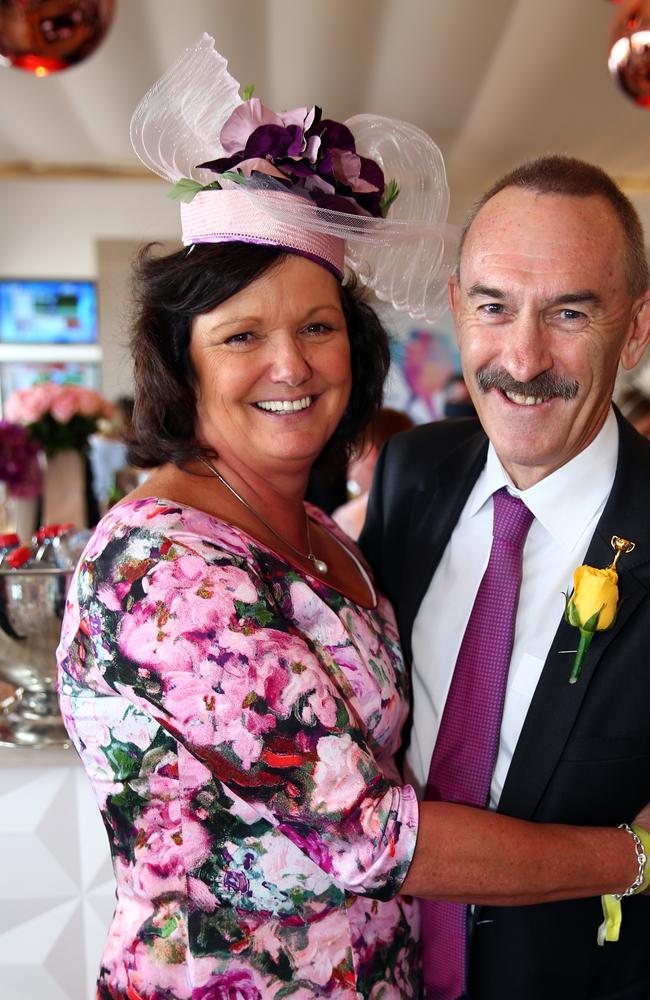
(254, 395), (315, 413)
(190, 255), (352, 481)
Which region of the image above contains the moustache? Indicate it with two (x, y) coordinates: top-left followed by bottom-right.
(475, 367), (579, 401)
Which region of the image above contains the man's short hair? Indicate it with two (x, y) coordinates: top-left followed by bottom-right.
(457, 155), (649, 297)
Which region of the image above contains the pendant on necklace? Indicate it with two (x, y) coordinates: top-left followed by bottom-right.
(310, 555), (329, 574)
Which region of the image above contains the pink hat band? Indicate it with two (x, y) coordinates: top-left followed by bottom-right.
(180, 190), (346, 278)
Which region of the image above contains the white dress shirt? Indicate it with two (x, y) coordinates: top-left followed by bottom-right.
(406, 408), (619, 808)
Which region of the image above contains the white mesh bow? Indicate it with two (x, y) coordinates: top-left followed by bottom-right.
(130, 34), (458, 322)
(130, 33), (242, 184)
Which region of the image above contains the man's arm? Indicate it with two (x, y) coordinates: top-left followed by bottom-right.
(401, 801), (641, 905)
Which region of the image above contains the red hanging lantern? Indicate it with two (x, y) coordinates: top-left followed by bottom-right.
(608, 0), (650, 107)
(0, 0), (115, 77)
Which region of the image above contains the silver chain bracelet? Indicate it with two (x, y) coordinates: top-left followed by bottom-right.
(613, 823), (647, 900)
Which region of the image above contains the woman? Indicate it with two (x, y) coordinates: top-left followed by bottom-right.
(57, 36), (648, 1000)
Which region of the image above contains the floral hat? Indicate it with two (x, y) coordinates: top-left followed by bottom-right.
(130, 33), (457, 321)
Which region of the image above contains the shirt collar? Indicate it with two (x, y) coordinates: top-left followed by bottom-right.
(468, 408), (619, 553)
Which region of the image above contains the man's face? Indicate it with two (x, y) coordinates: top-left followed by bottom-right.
(449, 187), (650, 488)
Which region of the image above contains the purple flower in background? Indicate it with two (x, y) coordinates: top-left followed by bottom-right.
(0, 421), (42, 498)
(197, 98), (388, 218)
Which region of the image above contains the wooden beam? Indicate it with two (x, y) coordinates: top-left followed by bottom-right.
(0, 161), (159, 181)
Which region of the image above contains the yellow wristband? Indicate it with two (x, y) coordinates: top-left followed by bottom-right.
(598, 894), (622, 945)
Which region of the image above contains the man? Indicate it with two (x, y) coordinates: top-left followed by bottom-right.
(361, 156), (650, 1000)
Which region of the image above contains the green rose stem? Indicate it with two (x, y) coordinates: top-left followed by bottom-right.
(564, 599), (607, 684)
(570, 629), (596, 685)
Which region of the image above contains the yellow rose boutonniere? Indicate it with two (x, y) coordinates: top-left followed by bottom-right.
(564, 536), (635, 684)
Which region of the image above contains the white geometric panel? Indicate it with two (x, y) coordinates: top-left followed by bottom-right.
(85, 889), (116, 928)
(0, 764), (52, 798)
(83, 898), (114, 999)
(44, 900), (93, 1000)
(0, 754), (115, 1000)
(0, 899), (78, 962)
(0, 834), (80, 898)
(0, 898), (69, 936)
(36, 769), (81, 886)
(75, 769), (114, 890)
(0, 965), (72, 1000)
(0, 767), (69, 832)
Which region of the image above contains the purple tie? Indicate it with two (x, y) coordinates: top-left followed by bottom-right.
(420, 488), (534, 1000)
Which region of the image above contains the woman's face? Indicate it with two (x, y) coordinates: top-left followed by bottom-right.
(190, 255), (352, 482)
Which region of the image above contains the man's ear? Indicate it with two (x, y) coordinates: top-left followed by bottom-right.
(621, 291), (650, 370)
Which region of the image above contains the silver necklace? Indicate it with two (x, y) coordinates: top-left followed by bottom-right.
(198, 457), (329, 574)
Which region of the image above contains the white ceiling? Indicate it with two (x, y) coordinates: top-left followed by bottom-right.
(1, 0), (650, 229)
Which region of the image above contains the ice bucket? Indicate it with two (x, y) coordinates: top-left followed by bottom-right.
(0, 566), (71, 748)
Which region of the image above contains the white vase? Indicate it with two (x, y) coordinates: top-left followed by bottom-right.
(0, 483), (38, 542)
(0, 482), (11, 534)
(8, 495), (38, 541)
(42, 449), (87, 528)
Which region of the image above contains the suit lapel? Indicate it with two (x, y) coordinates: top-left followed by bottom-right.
(498, 415), (650, 819)
(398, 428), (487, 666)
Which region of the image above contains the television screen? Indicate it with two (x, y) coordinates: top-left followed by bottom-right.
(0, 279), (97, 344)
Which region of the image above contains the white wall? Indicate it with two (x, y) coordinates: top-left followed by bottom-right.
(0, 176), (181, 401)
(0, 177), (178, 277)
(96, 238), (180, 403)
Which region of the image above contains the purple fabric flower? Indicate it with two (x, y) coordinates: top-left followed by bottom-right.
(197, 99), (387, 218)
(310, 119), (356, 152)
(220, 99), (315, 154)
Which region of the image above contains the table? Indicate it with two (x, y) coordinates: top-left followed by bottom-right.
(0, 745), (114, 999)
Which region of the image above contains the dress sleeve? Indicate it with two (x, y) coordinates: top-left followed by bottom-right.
(58, 518), (419, 901)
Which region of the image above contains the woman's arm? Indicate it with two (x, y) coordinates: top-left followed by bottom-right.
(401, 800), (639, 904)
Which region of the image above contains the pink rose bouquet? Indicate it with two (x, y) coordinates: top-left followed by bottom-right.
(4, 382), (113, 457)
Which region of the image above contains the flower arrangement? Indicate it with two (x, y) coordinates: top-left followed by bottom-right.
(4, 382), (114, 458)
(563, 535), (635, 683)
(0, 420), (42, 498)
(171, 90), (399, 219)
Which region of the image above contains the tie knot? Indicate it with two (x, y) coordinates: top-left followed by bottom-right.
(491, 487), (534, 548)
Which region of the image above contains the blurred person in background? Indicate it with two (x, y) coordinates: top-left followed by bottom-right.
(617, 383), (650, 438)
(442, 371), (477, 419)
(332, 406), (414, 539)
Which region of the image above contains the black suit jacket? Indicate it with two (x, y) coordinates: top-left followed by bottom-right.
(360, 411), (650, 1000)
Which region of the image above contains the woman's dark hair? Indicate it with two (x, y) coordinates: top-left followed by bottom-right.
(127, 242), (391, 469)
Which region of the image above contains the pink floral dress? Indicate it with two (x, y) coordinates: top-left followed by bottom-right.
(57, 497), (420, 999)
